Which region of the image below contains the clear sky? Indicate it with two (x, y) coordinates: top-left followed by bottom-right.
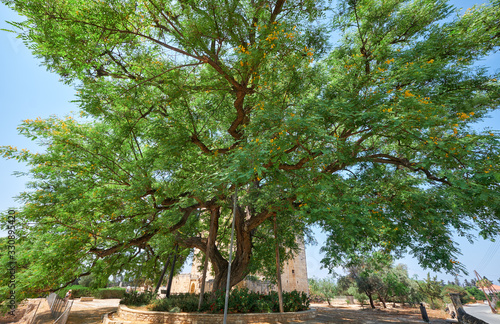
(0, 0), (499, 285)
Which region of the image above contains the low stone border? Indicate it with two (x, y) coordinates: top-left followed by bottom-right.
(117, 304), (316, 324)
(80, 297), (94, 302)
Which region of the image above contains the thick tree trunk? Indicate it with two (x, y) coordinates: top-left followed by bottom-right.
(211, 205), (253, 292)
(177, 202), (271, 293)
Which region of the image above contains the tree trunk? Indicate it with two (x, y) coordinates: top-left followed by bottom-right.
(368, 294), (376, 309)
(211, 205), (253, 292)
(154, 254), (171, 294)
(379, 296), (387, 308)
(166, 244), (178, 298)
(212, 258), (249, 292)
(177, 203), (269, 293)
(198, 207), (219, 309)
(273, 214), (284, 313)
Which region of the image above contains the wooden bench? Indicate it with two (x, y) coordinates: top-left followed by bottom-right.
(80, 297), (94, 302)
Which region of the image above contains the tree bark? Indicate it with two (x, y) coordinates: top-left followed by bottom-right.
(274, 214), (284, 313)
(198, 207), (219, 309)
(166, 244), (178, 297)
(154, 254), (171, 294)
(368, 294), (376, 308)
(177, 202), (271, 292)
(379, 296), (387, 308)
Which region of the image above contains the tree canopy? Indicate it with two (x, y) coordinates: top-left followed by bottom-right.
(1, 0), (500, 302)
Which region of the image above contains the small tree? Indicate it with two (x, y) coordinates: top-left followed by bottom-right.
(384, 264), (412, 306)
(347, 285), (368, 307)
(309, 277), (337, 305)
(343, 252), (393, 308)
(417, 274), (443, 309)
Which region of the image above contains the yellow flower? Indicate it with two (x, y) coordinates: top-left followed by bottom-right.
(404, 90), (415, 98)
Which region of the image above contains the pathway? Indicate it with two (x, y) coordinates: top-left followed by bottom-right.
(464, 303), (500, 324)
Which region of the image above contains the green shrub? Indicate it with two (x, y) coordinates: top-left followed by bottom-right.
(150, 293), (199, 312)
(95, 288), (126, 299)
(149, 288), (309, 314)
(120, 290), (155, 306)
(442, 285), (473, 304)
(465, 286), (485, 301)
(58, 285), (95, 299)
(281, 290), (308, 312)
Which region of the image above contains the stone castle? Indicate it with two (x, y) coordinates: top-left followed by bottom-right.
(162, 239), (309, 295)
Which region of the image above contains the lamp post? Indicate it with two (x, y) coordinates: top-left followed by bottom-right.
(223, 186), (237, 324)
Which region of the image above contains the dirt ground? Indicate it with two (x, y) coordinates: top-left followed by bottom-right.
(0, 299), (44, 324)
(308, 303), (454, 323)
(2, 298), (120, 324)
(4, 299), (456, 324)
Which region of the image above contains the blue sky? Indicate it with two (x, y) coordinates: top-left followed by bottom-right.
(0, 1), (498, 285)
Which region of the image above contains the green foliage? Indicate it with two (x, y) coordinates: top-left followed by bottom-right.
(58, 285), (94, 299)
(77, 273), (109, 289)
(120, 291), (156, 306)
(442, 285), (473, 304)
(476, 278), (493, 288)
(78, 275), (96, 288)
(94, 288), (126, 299)
(57, 285), (125, 299)
(417, 274), (444, 309)
(150, 293), (199, 313)
(384, 264), (412, 304)
(151, 288), (309, 313)
(347, 285), (368, 306)
(341, 255), (425, 308)
(404, 280), (426, 307)
(464, 286), (485, 301)
(1, 0), (500, 300)
(308, 277), (337, 304)
(343, 252), (394, 308)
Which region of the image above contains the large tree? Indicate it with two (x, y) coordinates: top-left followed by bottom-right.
(1, 0), (500, 301)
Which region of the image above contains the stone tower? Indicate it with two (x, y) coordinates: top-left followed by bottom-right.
(280, 238), (309, 294)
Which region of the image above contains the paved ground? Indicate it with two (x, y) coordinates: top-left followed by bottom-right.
(7, 299), (457, 324)
(464, 303), (500, 324)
